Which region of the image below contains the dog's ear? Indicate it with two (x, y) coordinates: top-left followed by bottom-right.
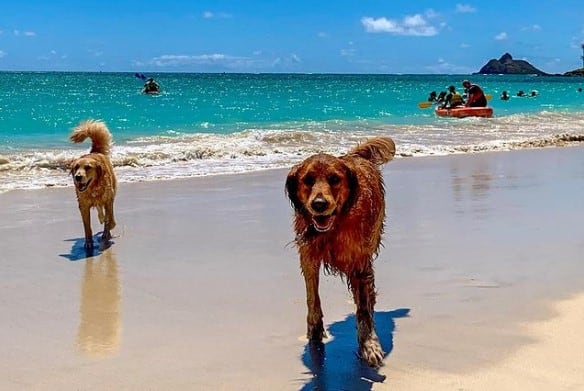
(285, 165), (303, 211)
(68, 161), (76, 176)
(341, 162), (359, 213)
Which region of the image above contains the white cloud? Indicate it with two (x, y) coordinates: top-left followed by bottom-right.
(290, 54), (301, 63)
(361, 14), (438, 36)
(520, 24), (541, 32)
(495, 32), (508, 41)
(426, 59), (474, 74)
(202, 11), (231, 19)
(88, 49), (103, 57)
(455, 4), (477, 13)
(13, 30), (36, 37)
(150, 54), (253, 68)
(0, 50), (6, 58)
(425, 9), (439, 19)
(340, 48), (356, 57)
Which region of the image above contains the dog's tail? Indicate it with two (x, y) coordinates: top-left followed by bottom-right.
(70, 120), (112, 156)
(347, 137), (396, 165)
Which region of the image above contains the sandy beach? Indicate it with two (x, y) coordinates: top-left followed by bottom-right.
(1, 146), (583, 391)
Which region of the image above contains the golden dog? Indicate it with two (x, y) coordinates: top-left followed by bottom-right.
(70, 120), (117, 249)
(285, 137), (395, 367)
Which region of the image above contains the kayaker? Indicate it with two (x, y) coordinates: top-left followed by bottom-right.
(143, 78), (160, 94)
(428, 91), (438, 102)
(437, 91), (447, 102)
(462, 80), (487, 107)
(441, 85), (464, 109)
(500, 91), (510, 101)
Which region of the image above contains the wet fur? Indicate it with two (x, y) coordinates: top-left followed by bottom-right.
(285, 137), (395, 367)
(70, 120), (117, 249)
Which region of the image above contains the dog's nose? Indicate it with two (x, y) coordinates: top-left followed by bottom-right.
(75, 175), (83, 182)
(311, 198), (329, 213)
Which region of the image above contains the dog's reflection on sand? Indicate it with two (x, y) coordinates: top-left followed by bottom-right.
(76, 248), (121, 358)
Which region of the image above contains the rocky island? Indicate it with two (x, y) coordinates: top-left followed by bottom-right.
(564, 68), (584, 77)
(475, 53), (548, 75)
(476, 52), (584, 77)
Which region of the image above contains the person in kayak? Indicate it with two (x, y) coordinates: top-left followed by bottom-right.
(462, 80), (487, 107)
(143, 78), (160, 94)
(437, 91), (447, 102)
(441, 85), (464, 109)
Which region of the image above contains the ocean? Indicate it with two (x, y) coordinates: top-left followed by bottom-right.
(1, 72), (583, 192)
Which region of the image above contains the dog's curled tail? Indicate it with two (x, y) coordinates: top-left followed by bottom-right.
(70, 120), (112, 155)
(348, 137), (396, 165)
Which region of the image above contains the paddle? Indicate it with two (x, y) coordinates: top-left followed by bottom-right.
(417, 94), (492, 109)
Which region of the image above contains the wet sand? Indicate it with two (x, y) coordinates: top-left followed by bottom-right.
(1, 146), (583, 390)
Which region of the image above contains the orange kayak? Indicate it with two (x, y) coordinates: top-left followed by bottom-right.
(435, 106), (493, 118)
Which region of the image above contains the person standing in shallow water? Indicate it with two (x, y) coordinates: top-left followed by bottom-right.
(462, 80), (487, 107)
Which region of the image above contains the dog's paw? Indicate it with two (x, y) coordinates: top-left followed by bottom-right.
(359, 335), (384, 368)
(101, 230), (112, 243)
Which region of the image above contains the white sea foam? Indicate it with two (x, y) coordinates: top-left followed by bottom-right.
(1, 112), (583, 192)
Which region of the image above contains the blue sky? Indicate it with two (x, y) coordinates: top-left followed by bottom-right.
(1, 0), (583, 74)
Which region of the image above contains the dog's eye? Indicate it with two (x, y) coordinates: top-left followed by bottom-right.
(303, 175), (315, 186)
(328, 174), (340, 185)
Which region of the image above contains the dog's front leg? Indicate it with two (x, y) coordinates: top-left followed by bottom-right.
(350, 265), (384, 367)
(79, 205), (93, 249)
(300, 255), (326, 341)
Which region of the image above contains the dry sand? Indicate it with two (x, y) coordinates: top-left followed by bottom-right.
(1, 146), (583, 390)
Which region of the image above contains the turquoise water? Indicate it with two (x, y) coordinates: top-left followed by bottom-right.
(0, 72), (583, 191)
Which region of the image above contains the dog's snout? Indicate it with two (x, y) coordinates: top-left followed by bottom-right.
(311, 198), (329, 213)
(74, 174), (83, 182)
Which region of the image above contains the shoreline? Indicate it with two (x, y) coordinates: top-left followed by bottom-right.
(2, 139), (584, 194)
(1, 146), (583, 390)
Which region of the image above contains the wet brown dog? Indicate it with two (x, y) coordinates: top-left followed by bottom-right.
(285, 137), (395, 367)
(70, 120), (117, 250)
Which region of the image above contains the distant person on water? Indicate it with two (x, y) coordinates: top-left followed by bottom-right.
(517, 90), (526, 97)
(143, 78), (160, 94)
(441, 85), (464, 109)
(428, 91), (438, 102)
(500, 91), (510, 101)
(462, 80), (487, 107)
